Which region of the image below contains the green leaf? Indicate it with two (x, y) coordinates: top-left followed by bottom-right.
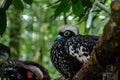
(13, 0), (24, 10)
(71, 0), (79, 4)
(0, 0), (6, 8)
(47, 0), (60, 7)
(63, 4), (70, 13)
(90, 0), (95, 3)
(54, 0), (69, 19)
(81, 0), (93, 7)
(4, 0), (13, 10)
(71, 0), (84, 16)
(23, 0), (33, 5)
(0, 8), (6, 36)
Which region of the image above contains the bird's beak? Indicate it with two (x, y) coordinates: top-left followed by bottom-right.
(56, 35), (64, 40)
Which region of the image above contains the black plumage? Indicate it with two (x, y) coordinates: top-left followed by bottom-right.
(50, 25), (99, 78)
(0, 43), (10, 64)
(1, 60), (50, 80)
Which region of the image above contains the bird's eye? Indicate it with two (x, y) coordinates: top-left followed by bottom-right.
(64, 31), (70, 37)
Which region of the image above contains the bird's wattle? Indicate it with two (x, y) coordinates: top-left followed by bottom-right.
(27, 71), (34, 79)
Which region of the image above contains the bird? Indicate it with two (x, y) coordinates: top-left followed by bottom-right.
(0, 43), (11, 79)
(0, 43), (10, 65)
(1, 60), (50, 80)
(50, 24), (99, 78)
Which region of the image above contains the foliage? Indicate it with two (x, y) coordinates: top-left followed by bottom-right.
(0, 0), (112, 79)
(0, 0), (32, 36)
(0, 9), (6, 36)
(49, 0), (94, 19)
(0, 0), (12, 36)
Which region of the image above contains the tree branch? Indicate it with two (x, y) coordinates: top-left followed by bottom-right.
(95, 1), (111, 14)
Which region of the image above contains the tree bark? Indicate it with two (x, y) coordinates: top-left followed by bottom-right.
(71, 0), (120, 80)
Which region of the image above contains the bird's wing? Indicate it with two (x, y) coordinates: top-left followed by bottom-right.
(65, 35), (98, 63)
(51, 39), (82, 77)
(51, 39), (70, 77)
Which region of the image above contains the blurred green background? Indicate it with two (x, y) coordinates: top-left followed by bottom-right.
(0, 0), (111, 79)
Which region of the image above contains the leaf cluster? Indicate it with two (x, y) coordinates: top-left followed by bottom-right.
(0, 0), (33, 36)
(49, 0), (95, 20)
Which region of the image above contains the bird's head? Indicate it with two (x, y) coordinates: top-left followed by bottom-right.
(26, 65), (44, 80)
(56, 24), (79, 40)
